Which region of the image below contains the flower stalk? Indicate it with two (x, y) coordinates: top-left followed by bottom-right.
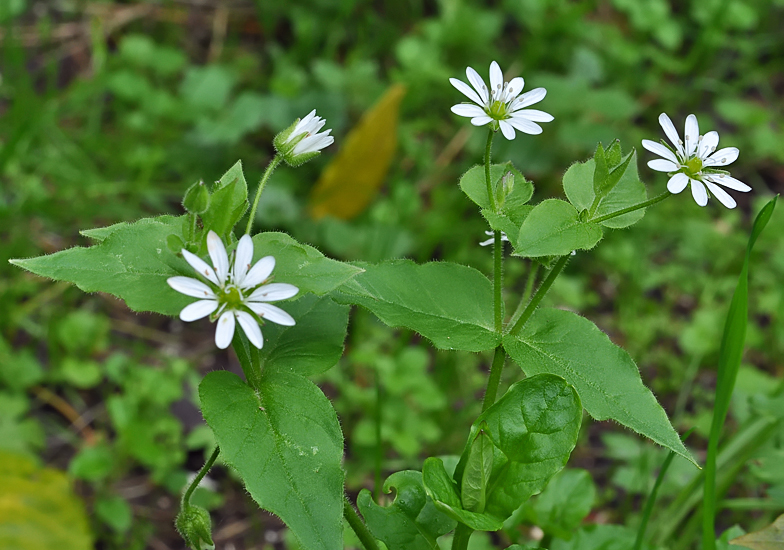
(246, 155), (283, 236)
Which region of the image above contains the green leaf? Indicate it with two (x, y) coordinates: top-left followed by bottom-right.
(454, 375), (582, 521)
(730, 514), (784, 550)
(11, 221), (360, 317)
(259, 294), (350, 376)
(0, 450), (93, 550)
(513, 199), (603, 258)
(357, 470), (456, 550)
(460, 426), (494, 513)
(199, 371), (344, 550)
(422, 457), (504, 531)
(332, 260), (499, 352)
(201, 160), (248, 239)
(95, 495), (133, 533)
(563, 153), (647, 229)
(551, 524), (647, 550)
(513, 469), (596, 538)
(503, 308), (695, 465)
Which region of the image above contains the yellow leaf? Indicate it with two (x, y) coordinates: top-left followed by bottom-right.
(0, 450), (93, 550)
(309, 84), (406, 220)
(731, 514), (784, 550)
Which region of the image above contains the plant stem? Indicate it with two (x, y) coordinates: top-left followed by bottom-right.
(451, 523), (474, 550)
(634, 450), (678, 550)
(245, 155), (283, 235)
(344, 497), (380, 550)
(507, 262), (540, 330)
(484, 129), (496, 211)
(182, 446), (220, 506)
(493, 231), (503, 332)
(508, 255), (570, 337)
(374, 368), (383, 501)
(589, 190), (671, 224)
(482, 346), (506, 412)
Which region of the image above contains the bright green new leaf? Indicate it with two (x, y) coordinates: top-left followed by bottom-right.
(258, 294), (350, 376)
(503, 308), (695, 465)
(201, 160), (248, 240)
(454, 375), (582, 521)
(199, 371), (344, 550)
(0, 450), (93, 550)
(332, 260), (499, 352)
(422, 457), (504, 531)
(512, 469), (596, 539)
(730, 514), (784, 550)
(11, 220), (360, 317)
(563, 152), (647, 229)
(460, 425), (494, 513)
(514, 199), (603, 257)
(357, 470), (456, 550)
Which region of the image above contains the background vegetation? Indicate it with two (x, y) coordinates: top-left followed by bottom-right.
(1, 0), (783, 548)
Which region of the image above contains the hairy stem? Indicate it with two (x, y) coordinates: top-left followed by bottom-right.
(344, 498), (380, 550)
(182, 446), (220, 506)
(484, 129), (496, 211)
(508, 255), (570, 337)
(245, 155), (283, 235)
(589, 190), (671, 224)
(482, 346), (507, 412)
(507, 262), (540, 330)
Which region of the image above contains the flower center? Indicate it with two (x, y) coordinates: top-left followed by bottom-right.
(487, 100), (509, 120)
(685, 156), (703, 176)
(219, 284), (244, 310)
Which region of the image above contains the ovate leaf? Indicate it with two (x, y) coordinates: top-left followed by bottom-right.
(199, 371), (344, 550)
(503, 308), (695, 465)
(357, 470), (456, 550)
(460, 426), (494, 513)
(0, 450), (93, 550)
(309, 84), (406, 220)
(332, 260), (499, 352)
(201, 160), (249, 239)
(514, 199), (602, 258)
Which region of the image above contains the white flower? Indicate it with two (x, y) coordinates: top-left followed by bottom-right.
(167, 231), (298, 350)
(450, 61), (553, 140)
(642, 113), (751, 208)
(479, 231), (510, 247)
(285, 109), (334, 155)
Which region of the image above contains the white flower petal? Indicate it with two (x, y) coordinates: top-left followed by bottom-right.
(248, 303), (296, 326)
(168, 276), (216, 299)
(179, 299), (218, 322)
(451, 104), (487, 118)
(215, 310), (236, 349)
(704, 147), (739, 167)
(511, 87), (546, 110)
(499, 120), (516, 140)
(470, 116), (493, 126)
(233, 234), (254, 286)
(704, 180), (737, 209)
(698, 131), (719, 159)
(511, 108), (553, 122)
(207, 231), (229, 284)
(707, 174), (751, 192)
(658, 113), (684, 156)
(684, 114), (699, 156)
(505, 77), (525, 100)
(235, 310), (264, 349)
(248, 283), (299, 302)
(489, 61), (503, 99)
(667, 172), (690, 194)
(648, 159), (679, 172)
(289, 110), (317, 140)
(690, 179), (709, 206)
(641, 139), (679, 164)
(466, 66), (489, 104)
(242, 256), (276, 289)
(479, 238), (494, 246)
(181, 249), (219, 286)
(292, 129), (333, 155)
(507, 116), (542, 135)
(450, 78), (484, 106)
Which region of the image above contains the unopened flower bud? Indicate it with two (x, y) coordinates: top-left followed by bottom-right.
(273, 109), (334, 167)
(175, 504), (214, 550)
(182, 181), (210, 214)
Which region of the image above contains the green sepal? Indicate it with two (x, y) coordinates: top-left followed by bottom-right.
(175, 505), (214, 550)
(182, 181), (210, 214)
(273, 119), (321, 167)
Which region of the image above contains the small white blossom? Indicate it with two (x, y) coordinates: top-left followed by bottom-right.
(285, 109), (334, 155)
(450, 61), (553, 140)
(479, 230), (510, 247)
(642, 113), (751, 209)
(167, 231), (298, 350)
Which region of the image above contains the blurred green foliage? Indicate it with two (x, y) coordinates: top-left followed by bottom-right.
(1, 0), (783, 548)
